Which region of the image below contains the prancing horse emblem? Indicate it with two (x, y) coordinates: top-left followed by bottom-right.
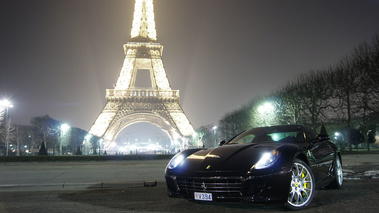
(201, 182), (207, 191)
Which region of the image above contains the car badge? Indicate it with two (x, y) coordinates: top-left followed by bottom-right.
(201, 182), (207, 191)
(206, 165), (211, 170)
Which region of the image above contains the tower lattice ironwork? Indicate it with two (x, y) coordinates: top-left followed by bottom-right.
(88, 0), (194, 149)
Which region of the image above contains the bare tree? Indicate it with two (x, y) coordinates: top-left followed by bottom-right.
(0, 107), (4, 155)
(0, 108), (4, 124)
(329, 57), (363, 151)
(219, 106), (252, 140)
(30, 115), (61, 155)
(194, 125), (218, 148)
(0, 118), (15, 156)
(192, 128), (205, 148)
(349, 35), (379, 150)
(13, 125), (33, 156)
(275, 77), (309, 125)
(297, 70), (333, 129)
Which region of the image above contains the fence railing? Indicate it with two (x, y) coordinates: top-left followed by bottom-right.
(106, 89), (179, 98)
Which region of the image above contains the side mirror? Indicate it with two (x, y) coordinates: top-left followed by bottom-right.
(312, 134), (329, 143)
(219, 140), (226, 146)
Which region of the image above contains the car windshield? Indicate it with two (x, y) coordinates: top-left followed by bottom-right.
(227, 125), (305, 144)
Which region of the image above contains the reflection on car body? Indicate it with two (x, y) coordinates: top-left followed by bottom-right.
(165, 125), (343, 210)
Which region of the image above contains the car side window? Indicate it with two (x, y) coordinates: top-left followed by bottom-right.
(307, 128), (317, 142)
(234, 134), (256, 144)
(275, 131), (304, 143)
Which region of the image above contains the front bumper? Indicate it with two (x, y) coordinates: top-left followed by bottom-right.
(165, 171), (292, 203)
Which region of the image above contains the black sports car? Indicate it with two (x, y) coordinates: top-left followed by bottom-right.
(165, 125), (343, 210)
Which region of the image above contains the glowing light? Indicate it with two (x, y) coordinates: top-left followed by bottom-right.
(131, 0), (157, 41)
(114, 58), (135, 90)
(253, 150), (280, 169)
(0, 99), (14, 113)
(258, 102), (274, 114)
(272, 134), (279, 141)
(171, 113), (194, 136)
(89, 112), (116, 137)
(61, 123), (70, 134)
(258, 102), (275, 126)
(168, 154), (185, 169)
(0, 100), (13, 108)
(152, 58), (171, 90)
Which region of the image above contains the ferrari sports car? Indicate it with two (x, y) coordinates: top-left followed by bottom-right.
(165, 125), (343, 210)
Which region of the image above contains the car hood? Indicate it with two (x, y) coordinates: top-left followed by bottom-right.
(175, 143), (281, 176)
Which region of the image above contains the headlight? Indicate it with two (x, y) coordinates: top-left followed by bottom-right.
(167, 153), (185, 169)
(253, 150), (279, 169)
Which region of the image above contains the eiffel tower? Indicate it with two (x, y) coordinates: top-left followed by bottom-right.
(88, 0), (194, 150)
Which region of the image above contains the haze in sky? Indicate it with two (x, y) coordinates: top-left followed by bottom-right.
(1, 0), (379, 138)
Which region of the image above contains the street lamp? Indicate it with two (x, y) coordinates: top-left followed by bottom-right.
(212, 126), (218, 147)
(84, 134), (92, 155)
(60, 123), (70, 155)
(334, 132), (345, 152)
(1, 99), (14, 156)
(0, 100), (14, 110)
(258, 102), (274, 126)
(98, 138), (104, 157)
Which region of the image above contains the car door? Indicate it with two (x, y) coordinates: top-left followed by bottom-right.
(306, 128), (335, 187)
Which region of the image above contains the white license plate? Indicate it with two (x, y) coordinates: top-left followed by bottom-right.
(194, 192), (213, 201)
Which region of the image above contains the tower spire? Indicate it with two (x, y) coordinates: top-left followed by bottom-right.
(130, 0), (157, 42)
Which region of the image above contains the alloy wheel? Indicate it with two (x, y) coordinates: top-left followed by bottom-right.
(287, 159), (315, 210)
(335, 157), (343, 186)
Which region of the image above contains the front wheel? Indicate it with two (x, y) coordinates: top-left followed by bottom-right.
(285, 159), (315, 210)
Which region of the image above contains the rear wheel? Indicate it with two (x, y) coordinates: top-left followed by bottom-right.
(327, 156), (343, 189)
(285, 159), (315, 210)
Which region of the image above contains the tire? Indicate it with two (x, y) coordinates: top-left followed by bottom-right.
(285, 159), (316, 211)
(326, 156), (343, 189)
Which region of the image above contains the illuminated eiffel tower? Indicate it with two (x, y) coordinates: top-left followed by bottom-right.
(89, 0), (194, 150)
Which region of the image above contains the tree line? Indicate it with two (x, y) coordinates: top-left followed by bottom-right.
(0, 114), (101, 156)
(196, 34), (379, 151)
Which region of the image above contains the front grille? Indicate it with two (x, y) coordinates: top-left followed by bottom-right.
(176, 177), (243, 198)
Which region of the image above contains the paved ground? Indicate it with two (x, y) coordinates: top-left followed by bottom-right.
(0, 154), (378, 212)
(0, 160), (169, 189)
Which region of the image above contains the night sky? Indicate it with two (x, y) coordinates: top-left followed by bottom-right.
(1, 0), (379, 135)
